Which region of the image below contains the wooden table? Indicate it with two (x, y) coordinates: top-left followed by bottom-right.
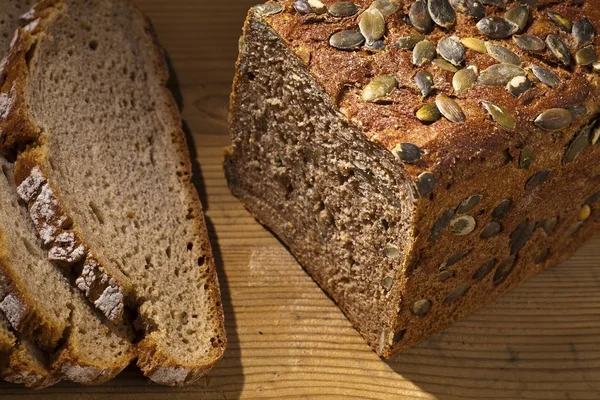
(2, 1), (600, 398)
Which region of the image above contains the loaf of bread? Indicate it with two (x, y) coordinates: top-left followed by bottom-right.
(227, 0), (600, 357)
(0, 0), (226, 386)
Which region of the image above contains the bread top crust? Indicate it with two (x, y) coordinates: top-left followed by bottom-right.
(261, 0), (600, 182)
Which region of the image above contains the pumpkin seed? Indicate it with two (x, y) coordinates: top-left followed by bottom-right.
(531, 65), (560, 88)
(504, 4), (530, 32)
(436, 94), (466, 123)
(417, 172), (436, 197)
(548, 11), (572, 33)
(480, 221), (502, 239)
(481, 100), (516, 131)
(443, 283), (470, 304)
(453, 67), (478, 92)
(594, 61), (600, 71)
(472, 258), (496, 280)
(480, 0), (502, 5)
(534, 108), (572, 131)
(525, 169), (551, 190)
(461, 37), (487, 53)
(477, 17), (519, 39)
(457, 194), (482, 214)
(564, 222), (583, 238)
(359, 8), (385, 45)
(564, 125), (592, 164)
(370, 0), (400, 17)
(438, 36), (466, 66)
(328, 1), (360, 17)
(381, 276), (394, 291)
(293, 0), (314, 14)
(448, 215), (476, 235)
(409, 0), (434, 34)
(573, 17), (596, 46)
(534, 248), (550, 265)
(429, 209), (455, 242)
(464, 0), (485, 20)
(513, 34), (545, 52)
(393, 329), (406, 343)
(384, 245), (401, 259)
(416, 104), (442, 122)
(432, 58), (459, 72)
(576, 45), (597, 66)
(443, 250), (470, 268)
(392, 143), (422, 163)
(415, 70), (434, 97)
(510, 220), (536, 255)
(478, 63), (526, 86)
(507, 75), (532, 97)
(546, 34), (571, 65)
(308, 0), (327, 14)
(541, 216), (558, 235)
(519, 146), (534, 169)
(413, 40), (436, 66)
(365, 40), (386, 51)
(438, 270), (455, 281)
(362, 74), (397, 102)
(493, 255), (516, 285)
(254, 3), (285, 16)
(330, 30), (365, 50)
(579, 205), (592, 221)
(396, 34), (426, 50)
(411, 299), (432, 316)
(428, 0), (456, 28)
(450, 0), (467, 12)
(492, 199), (511, 220)
(591, 124), (600, 145)
(485, 43), (521, 65)
(587, 189), (600, 204)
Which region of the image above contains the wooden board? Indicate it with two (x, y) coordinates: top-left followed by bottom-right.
(1, 1), (599, 398)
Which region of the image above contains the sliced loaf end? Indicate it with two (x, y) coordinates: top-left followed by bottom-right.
(2, 340), (59, 389)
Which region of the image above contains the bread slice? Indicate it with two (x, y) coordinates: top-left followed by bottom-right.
(0, 0), (226, 385)
(0, 158), (135, 384)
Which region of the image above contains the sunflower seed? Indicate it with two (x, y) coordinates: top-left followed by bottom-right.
(384, 245), (401, 259)
(531, 65), (560, 88)
(429, 209), (455, 242)
(525, 169), (551, 190)
(436, 94), (466, 123)
(457, 194), (482, 214)
(410, 299), (432, 316)
(381, 276), (394, 291)
(416, 104), (442, 122)
(507, 75), (532, 97)
(365, 40), (386, 51)
(359, 8), (386, 45)
(238, 36), (246, 54)
(393, 329), (406, 343)
(254, 3), (285, 16)
(450, 0), (467, 12)
(519, 0), (538, 5)
(534, 108), (572, 131)
(576, 45), (597, 66)
(472, 258), (496, 280)
(448, 215), (476, 235)
(417, 172), (436, 197)
(477, 17), (519, 39)
(580, 204), (592, 221)
(546, 34), (571, 65)
(513, 34), (545, 52)
(392, 143), (422, 163)
(461, 37), (487, 53)
(330, 30), (365, 50)
(438, 36), (466, 66)
(591, 124), (600, 145)
(308, 0), (327, 14)
(443, 283), (470, 304)
(438, 270), (455, 281)
(432, 58), (459, 72)
(485, 43), (521, 65)
(492, 199), (511, 220)
(293, 0), (313, 14)
(493, 255), (516, 285)
(453, 67), (478, 92)
(464, 0), (485, 20)
(481, 221), (502, 239)
(534, 248), (550, 264)
(510, 220), (536, 255)
(362, 74), (397, 102)
(564, 222), (583, 238)
(569, 105), (588, 118)
(478, 63), (526, 86)
(370, 0), (400, 17)
(587, 189), (600, 204)
(505, 4), (529, 32)
(519, 146), (534, 169)
(415, 70), (434, 97)
(481, 100), (516, 131)
(541, 216), (558, 235)
(396, 34), (426, 49)
(480, 0), (502, 5)
(564, 125), (591, 164)
(329, 1), (360, 17)
(428, 0), (456, 28)
(443, 250), (470, 268)
(409, 0), (434, 33)
(573, 17), (596, 46)
(413, 40), (436, 66)
(548, 11), (572, 33)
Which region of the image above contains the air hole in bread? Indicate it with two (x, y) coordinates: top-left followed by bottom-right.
(186, 243), (193, 251)
(197, 256), (205, 267)
(21, 237), (38, 257)
(24, 41), (38, 71)
(246, 71), (255, 81)
(165, 246), (171, 259)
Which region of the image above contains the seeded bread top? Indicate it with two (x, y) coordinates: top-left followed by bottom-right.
(258, 0), (600, 190)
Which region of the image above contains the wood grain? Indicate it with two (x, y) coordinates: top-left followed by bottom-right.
(1, 0), (599, 398)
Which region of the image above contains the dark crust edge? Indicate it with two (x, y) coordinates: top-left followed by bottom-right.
(1, 341), (60, 389)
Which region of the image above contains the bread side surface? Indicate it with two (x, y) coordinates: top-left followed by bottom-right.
(1, 340), (60, 389)
(1, 0), (225, 386)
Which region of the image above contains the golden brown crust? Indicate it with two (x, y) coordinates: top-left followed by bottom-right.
(1, 341), (60, 389)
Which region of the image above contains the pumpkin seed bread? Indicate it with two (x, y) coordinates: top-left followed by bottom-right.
(0, 0), (226, 386)
(227, 0), (600, 358)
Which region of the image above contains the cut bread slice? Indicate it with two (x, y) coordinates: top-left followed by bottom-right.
(0, 0), (226, 386)
(0, 158), (135, 384)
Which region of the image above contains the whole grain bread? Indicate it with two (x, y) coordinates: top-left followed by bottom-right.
(0, 0), (226, 386)
(227, 0), (600, 357)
